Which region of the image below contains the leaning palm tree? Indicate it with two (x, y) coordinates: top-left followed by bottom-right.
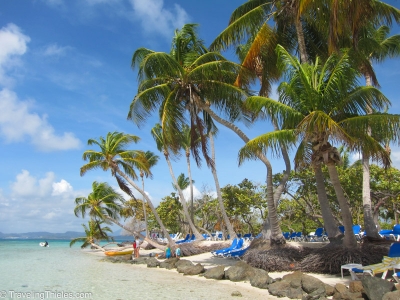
(74, 181), (144, 239)
(80, 131), (173, 247)
(138, 151), (159, 238)
(69, 219), (113, 251)
(240, 46), (400, 248)
(151, 124), (204, 241)
(129, 24), (287, 245)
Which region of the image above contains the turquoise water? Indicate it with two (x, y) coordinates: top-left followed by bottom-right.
(0, 240), (267, 300)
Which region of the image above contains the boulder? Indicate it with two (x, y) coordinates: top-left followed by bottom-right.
(301, 273), (326, 298)
(249, 268), (273, 289)
(362, 276), (395, 300)
(225, 261), (256, 282)
(349, 281), (364, 293)
(283, 271), (302, 289)
(176, 260), (195, 273)
(268, 280), (292, 298)
(146, 257), (160, 268)
(159, 257), (179, 269)
(183, 263), (205, 276)
(204, 265), (225, 280)
(325, 284), (335, 297)
(131, 257), (148, 265)
(383, 290), (400, 300)
(231, 291), (242, 297)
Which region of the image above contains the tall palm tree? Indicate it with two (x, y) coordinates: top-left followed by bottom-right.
(209, 130), (237, 240)
(69, 219), (113, 251)
(80, 131), (173, 247)
(240, 46), (399, 248)
(180, 124), (196, 224)
(151, 124), (204, 241)
(129, 23), (286, 245)
(350, 25), (400, 239)
(138, 151), (159, 238)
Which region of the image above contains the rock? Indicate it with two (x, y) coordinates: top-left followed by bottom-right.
(183, 263), (205, 276)
(176, 260), (194, 273)
(283, 271), (302, 289)
(249, 268), (273, 289)
(204, 265), (225, 280)
(231, 291), (242, 297)
(286, 287), (304, 299)
(159, 257), (179, 269)
(383, 290), (400, 300)
(131, 257), (148, 265)
(301, 273), (326, 298)
(362, 276), (395, 300)
(325, 284), (335, 297)
(334, 283), (349, 294)
(146, 257), (160, 268)
(225, 261), (256, 282)
(268, 280), (291, 298)
(349, 281), (364, 293)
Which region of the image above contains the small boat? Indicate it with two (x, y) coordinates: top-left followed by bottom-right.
(105, 249), (133, 256)
(39, 242), (49, 247)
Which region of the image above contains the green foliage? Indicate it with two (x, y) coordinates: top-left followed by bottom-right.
(156, 193), (183, 234)
(69, 219), (113, 249)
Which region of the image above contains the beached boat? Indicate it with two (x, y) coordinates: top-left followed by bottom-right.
(104, 249), (133, 256)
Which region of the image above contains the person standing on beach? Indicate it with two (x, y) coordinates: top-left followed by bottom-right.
(134, 236), (140, 258)
(165, 244), (171, 259)
(175, 246), (181, 258)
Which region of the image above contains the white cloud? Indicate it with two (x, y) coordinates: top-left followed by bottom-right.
(43, 44), (72, 57)
(11, 170), (54, 197)
(52, 179), (73, 196)
(0, 23), (30, 87)
(129, 0), (189, 38)
(0, 88), (81, 151)
(182, 185), (202, 201)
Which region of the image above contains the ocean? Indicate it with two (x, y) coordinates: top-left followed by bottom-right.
(0, 239), (267, 300)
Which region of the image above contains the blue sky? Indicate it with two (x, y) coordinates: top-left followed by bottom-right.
(1, 0), (400, 234)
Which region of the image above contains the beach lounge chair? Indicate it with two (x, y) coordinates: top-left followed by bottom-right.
(175, 234), (190, 244)
(352, 225), (363, 241)
(223, 243), (250, 259)
(350, 243), (400, 280)
(243, 233), (252, 241)
(211, 239), (245, 257)
(283, 232), (290, 240)
(308, 228), (326, 242)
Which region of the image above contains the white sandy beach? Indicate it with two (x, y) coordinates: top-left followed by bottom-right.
(92, 240), (354, 299)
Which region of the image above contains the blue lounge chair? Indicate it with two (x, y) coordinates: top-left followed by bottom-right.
(223, 246), (250, 259)
(352, 225), (363, 241)
(211, 238), (240, 256)
(176, 234), (190, 244)
(283, 232), (290, 240)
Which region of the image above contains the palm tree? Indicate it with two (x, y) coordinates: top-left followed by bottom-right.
(138, 151), (159, 238)
(69, 219), (113, 251)
(80, 131), (173, 247)
(151, 124), (204, 241)
(129, 23), (288, 245)
(180, 125), (196, 225)
(350, 25), (400, 239)
(240, 46), (399, 248)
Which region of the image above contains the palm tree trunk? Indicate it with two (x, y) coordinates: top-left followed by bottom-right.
(115, 168), (175, 246)
(295, 18), (308, 63)
(313, 163), (342, 242)
(209, 131), (237, 240)
(362, 72), (381, 238)
(186, 152), (194, 226)
(90, 243), (105, 251)
(203, 105), (285, 244)
(141, 177), (149, 238)
(104, 216), (166, 250)
(165, 156), (204, 241)
(326, 163), (358, 248)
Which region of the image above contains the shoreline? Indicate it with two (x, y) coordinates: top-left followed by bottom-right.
(85, 241), (353, 299)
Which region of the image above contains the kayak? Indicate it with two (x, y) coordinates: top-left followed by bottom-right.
(105, 249), (133, 256)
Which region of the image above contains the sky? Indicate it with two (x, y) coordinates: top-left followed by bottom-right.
(1, 0), (400, 234)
